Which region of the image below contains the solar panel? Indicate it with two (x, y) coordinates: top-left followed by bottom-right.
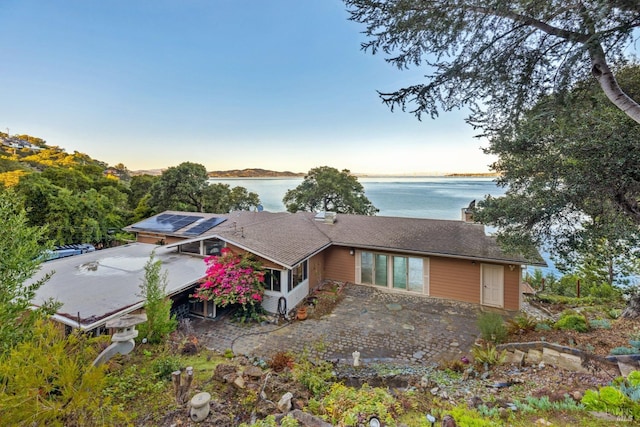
(183, 217), (227, 236)
(131, 214), (203, 233)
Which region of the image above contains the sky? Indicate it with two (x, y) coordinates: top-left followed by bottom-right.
(0, 0), (496, 175)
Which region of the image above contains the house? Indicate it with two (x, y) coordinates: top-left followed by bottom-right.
(125, 210), (545, 317)
(30, 209), (544, 333)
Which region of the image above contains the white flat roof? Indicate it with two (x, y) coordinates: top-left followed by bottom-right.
(30, 243), (206, 329)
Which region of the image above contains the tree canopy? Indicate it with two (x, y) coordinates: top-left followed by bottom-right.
(474, 66), (640, 285)
(149, 162), (261, 214)
(283, 166), (378, 215)
(345, 1), (640, 127)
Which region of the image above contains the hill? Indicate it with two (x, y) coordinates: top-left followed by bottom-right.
(208, 168), (303, 178)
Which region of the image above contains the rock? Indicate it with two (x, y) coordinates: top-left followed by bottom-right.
(233, 375), (246, 389)
(507, 349), (526, 366)
(222, 372), (237, 384)
(286, 409), (333, 427)
(618, 361), (639, 377)
(441, 414), (457, 427)
(450, 342), (459, 347)
(277, 392), (294, 413)
(467, 396), (483, 409)
(571, 390), (583, 401)
(535, 418), (552, 426)
(526, 349), (543, 365)
(541, 348), (560, 367)
(430, 386), (440, 395)
(244, 365), (263, 379)
(420, 375), (433, 388)
(557, 353), (587, 373)
(213, 363), (237, 382)
(538, 361), (545, 369)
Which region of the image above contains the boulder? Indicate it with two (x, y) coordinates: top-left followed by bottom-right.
(277, 392), (293, 413)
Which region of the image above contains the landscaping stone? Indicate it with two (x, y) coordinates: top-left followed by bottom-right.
(525, 349), (543, 365)
(243, 365), (263, 379)
(507, 349), (525, 366)
(277, 392), (293, 413)
(541, 348), (561, 366)
(557, 352), (587, 373)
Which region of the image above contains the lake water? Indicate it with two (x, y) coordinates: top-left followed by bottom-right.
(208, 177), (505, 220)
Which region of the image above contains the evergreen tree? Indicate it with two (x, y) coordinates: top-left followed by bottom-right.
(138, 252), (177, 344)
(0, 189), (58, 354)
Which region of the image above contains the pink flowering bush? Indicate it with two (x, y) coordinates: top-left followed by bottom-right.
(193, 248), (266, 322)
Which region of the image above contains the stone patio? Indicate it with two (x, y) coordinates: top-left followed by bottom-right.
(193, 284), (481, 365)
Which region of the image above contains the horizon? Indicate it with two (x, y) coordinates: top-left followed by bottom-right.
(1, 1), (496, 175)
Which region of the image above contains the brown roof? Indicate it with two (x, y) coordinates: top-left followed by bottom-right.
(126, 211), (545, 268)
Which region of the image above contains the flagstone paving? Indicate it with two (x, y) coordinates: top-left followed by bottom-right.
(193, 284), (481, 365)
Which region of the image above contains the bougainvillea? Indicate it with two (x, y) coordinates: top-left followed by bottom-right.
(193, 248), (265, 322)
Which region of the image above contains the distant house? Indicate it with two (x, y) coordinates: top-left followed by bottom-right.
(30, 209), (544, 333)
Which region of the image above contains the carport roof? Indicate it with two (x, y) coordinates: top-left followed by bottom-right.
(30, 243), (206, 330)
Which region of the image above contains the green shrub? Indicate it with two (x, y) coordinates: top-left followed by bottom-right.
(607, 308), (622, 319)
(514, 395), (583, 412)
(554, 311), (589, 332)
(151, 355), (182, 380)
(535, 294), (600, 306)
(582, 371), (640, 419)
(292, 350), (334, 395)
(438, 405), (500, 426)
(589, 318), (612, 330)
(506, 313), (538, 334)
(472, 343), (506, 367)
(477, 312), (507, 344)
(535, 322), (552, 331)
(317, 383), (401, 426)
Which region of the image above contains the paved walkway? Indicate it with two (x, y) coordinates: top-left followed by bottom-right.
(193, 284), (481, 365)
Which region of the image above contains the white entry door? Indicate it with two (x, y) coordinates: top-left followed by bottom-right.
(482, 264), (504, 307)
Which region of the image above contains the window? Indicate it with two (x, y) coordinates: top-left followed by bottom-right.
(264, 269), (282, 292)
(179, 241), (200, 254)
(204, 239), (224, 256)
(360, 252), (387, 287)
(361, 252), (424, 292)
(288, 260), (308, 292)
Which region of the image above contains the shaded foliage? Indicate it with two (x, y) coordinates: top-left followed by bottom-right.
(345, 0), (640, 126)
(475, 66), (640, 282)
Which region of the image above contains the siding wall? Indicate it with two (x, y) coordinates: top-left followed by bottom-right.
(308, 252), (325, 290)
(136, 233), (184, 245)
(430, 257), (482, 305)
(323, 246), (356, 283)
(504, 266), (521, 310)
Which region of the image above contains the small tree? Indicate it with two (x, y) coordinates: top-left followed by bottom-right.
(138, 252), (177, 344)
(194, 248), (265, 322)
(0, 189), (58, 355)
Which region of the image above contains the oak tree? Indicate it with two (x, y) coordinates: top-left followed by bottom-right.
(283, 166), (378, 215)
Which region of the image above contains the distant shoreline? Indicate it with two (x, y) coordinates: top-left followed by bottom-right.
(134, 168), (499, 178)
